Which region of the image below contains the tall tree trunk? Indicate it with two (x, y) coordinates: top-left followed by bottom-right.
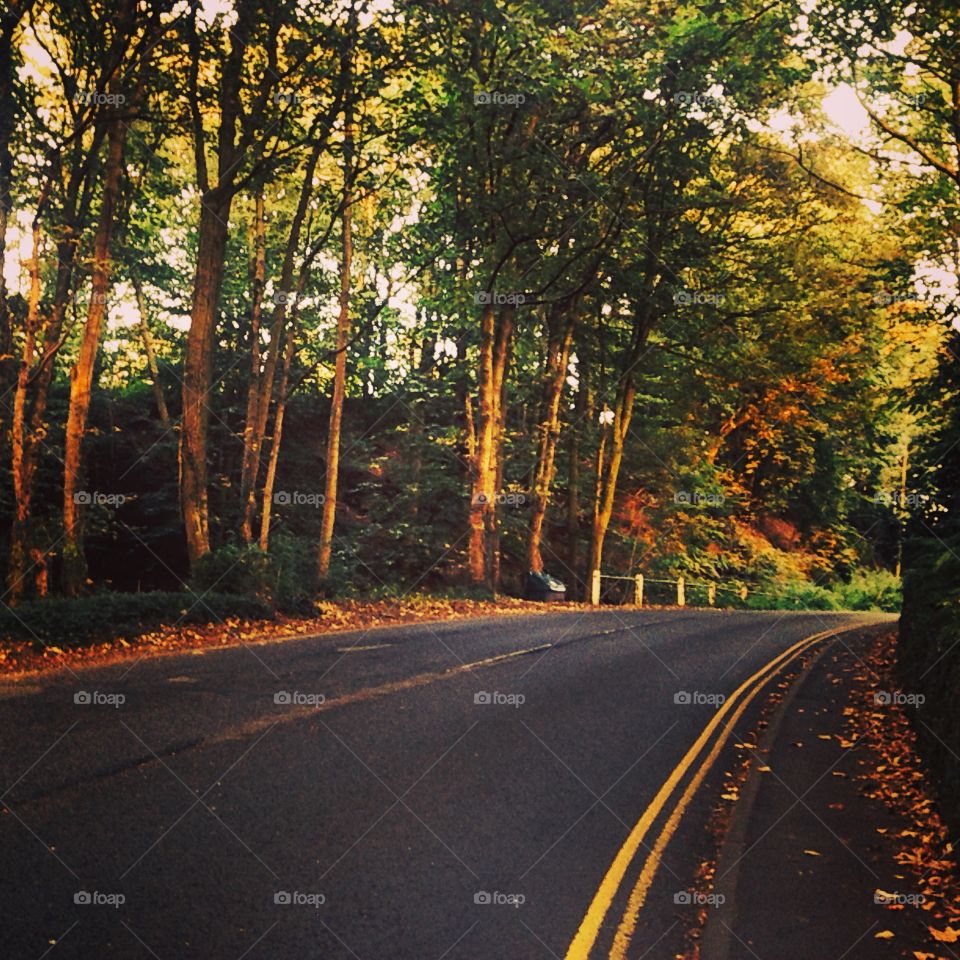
(468, 302), (513, 591)
(239, 189), (267, 542)
(62, 106), (130, 595)
(133, 275), (170, 427)
(241, 140), (323, 543)
(527, 303), (575, 572)
(180, 196), (232, 567)
(0, 3), (30, 430)
(317, 116), (354, 580)
(179, 0), (254, 571)
(8, 213), (43, 604)
(468, 304), (497, 587)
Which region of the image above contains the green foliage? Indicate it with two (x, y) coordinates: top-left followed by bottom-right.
(191, 539), (318, 613)
(0, 592), (272, 648)
(836, 569), (902, 612)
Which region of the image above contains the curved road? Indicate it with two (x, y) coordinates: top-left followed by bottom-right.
(0, 608), (893, 959)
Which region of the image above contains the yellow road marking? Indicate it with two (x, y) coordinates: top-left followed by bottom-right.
(607, 625), (865, 957)
(564, 623), (868, 960)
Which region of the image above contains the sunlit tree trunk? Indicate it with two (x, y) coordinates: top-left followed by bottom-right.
(318, 109), (354, 580)
(62, 101), (130, 595)
(468, 302), (513, 591)
(527, 302), (575, 572)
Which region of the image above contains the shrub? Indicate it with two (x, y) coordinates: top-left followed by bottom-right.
(191, 544), (275, 601)
(836, 569), (902, 612)
(0, 591), (272, 648)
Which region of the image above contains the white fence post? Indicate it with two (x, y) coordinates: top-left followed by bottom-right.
(707, 583), (716, 606)
(591, 569), (601, 606)
(634, 574), (644, 607)
(677, 577), (685, 607)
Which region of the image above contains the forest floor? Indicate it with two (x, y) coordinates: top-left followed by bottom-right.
(0, 594), (597, 679)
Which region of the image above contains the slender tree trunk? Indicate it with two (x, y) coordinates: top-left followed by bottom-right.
(62, 108), (130, 595)
(895, 444), (909, 579)
(133, 275), (170, 427)
(242, 141), (322, 542)
(317, 118), (354, 580)
(240, 189), (267, 542)
(8, 214), (43, 603)
(588, 377), (637, 587)
(468, 304), (497, 586)
(527, 304), (575, 572)
(259, 319), (298, 551)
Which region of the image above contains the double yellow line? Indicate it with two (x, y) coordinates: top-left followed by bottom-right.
(565, 622), (867, 960)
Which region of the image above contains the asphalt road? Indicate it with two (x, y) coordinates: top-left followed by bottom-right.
(0, 608), (894, 959)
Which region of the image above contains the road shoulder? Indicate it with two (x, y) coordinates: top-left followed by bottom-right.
(702, 627), (960, 960)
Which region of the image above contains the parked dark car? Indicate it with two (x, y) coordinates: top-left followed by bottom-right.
(524, 570), (567, 602)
